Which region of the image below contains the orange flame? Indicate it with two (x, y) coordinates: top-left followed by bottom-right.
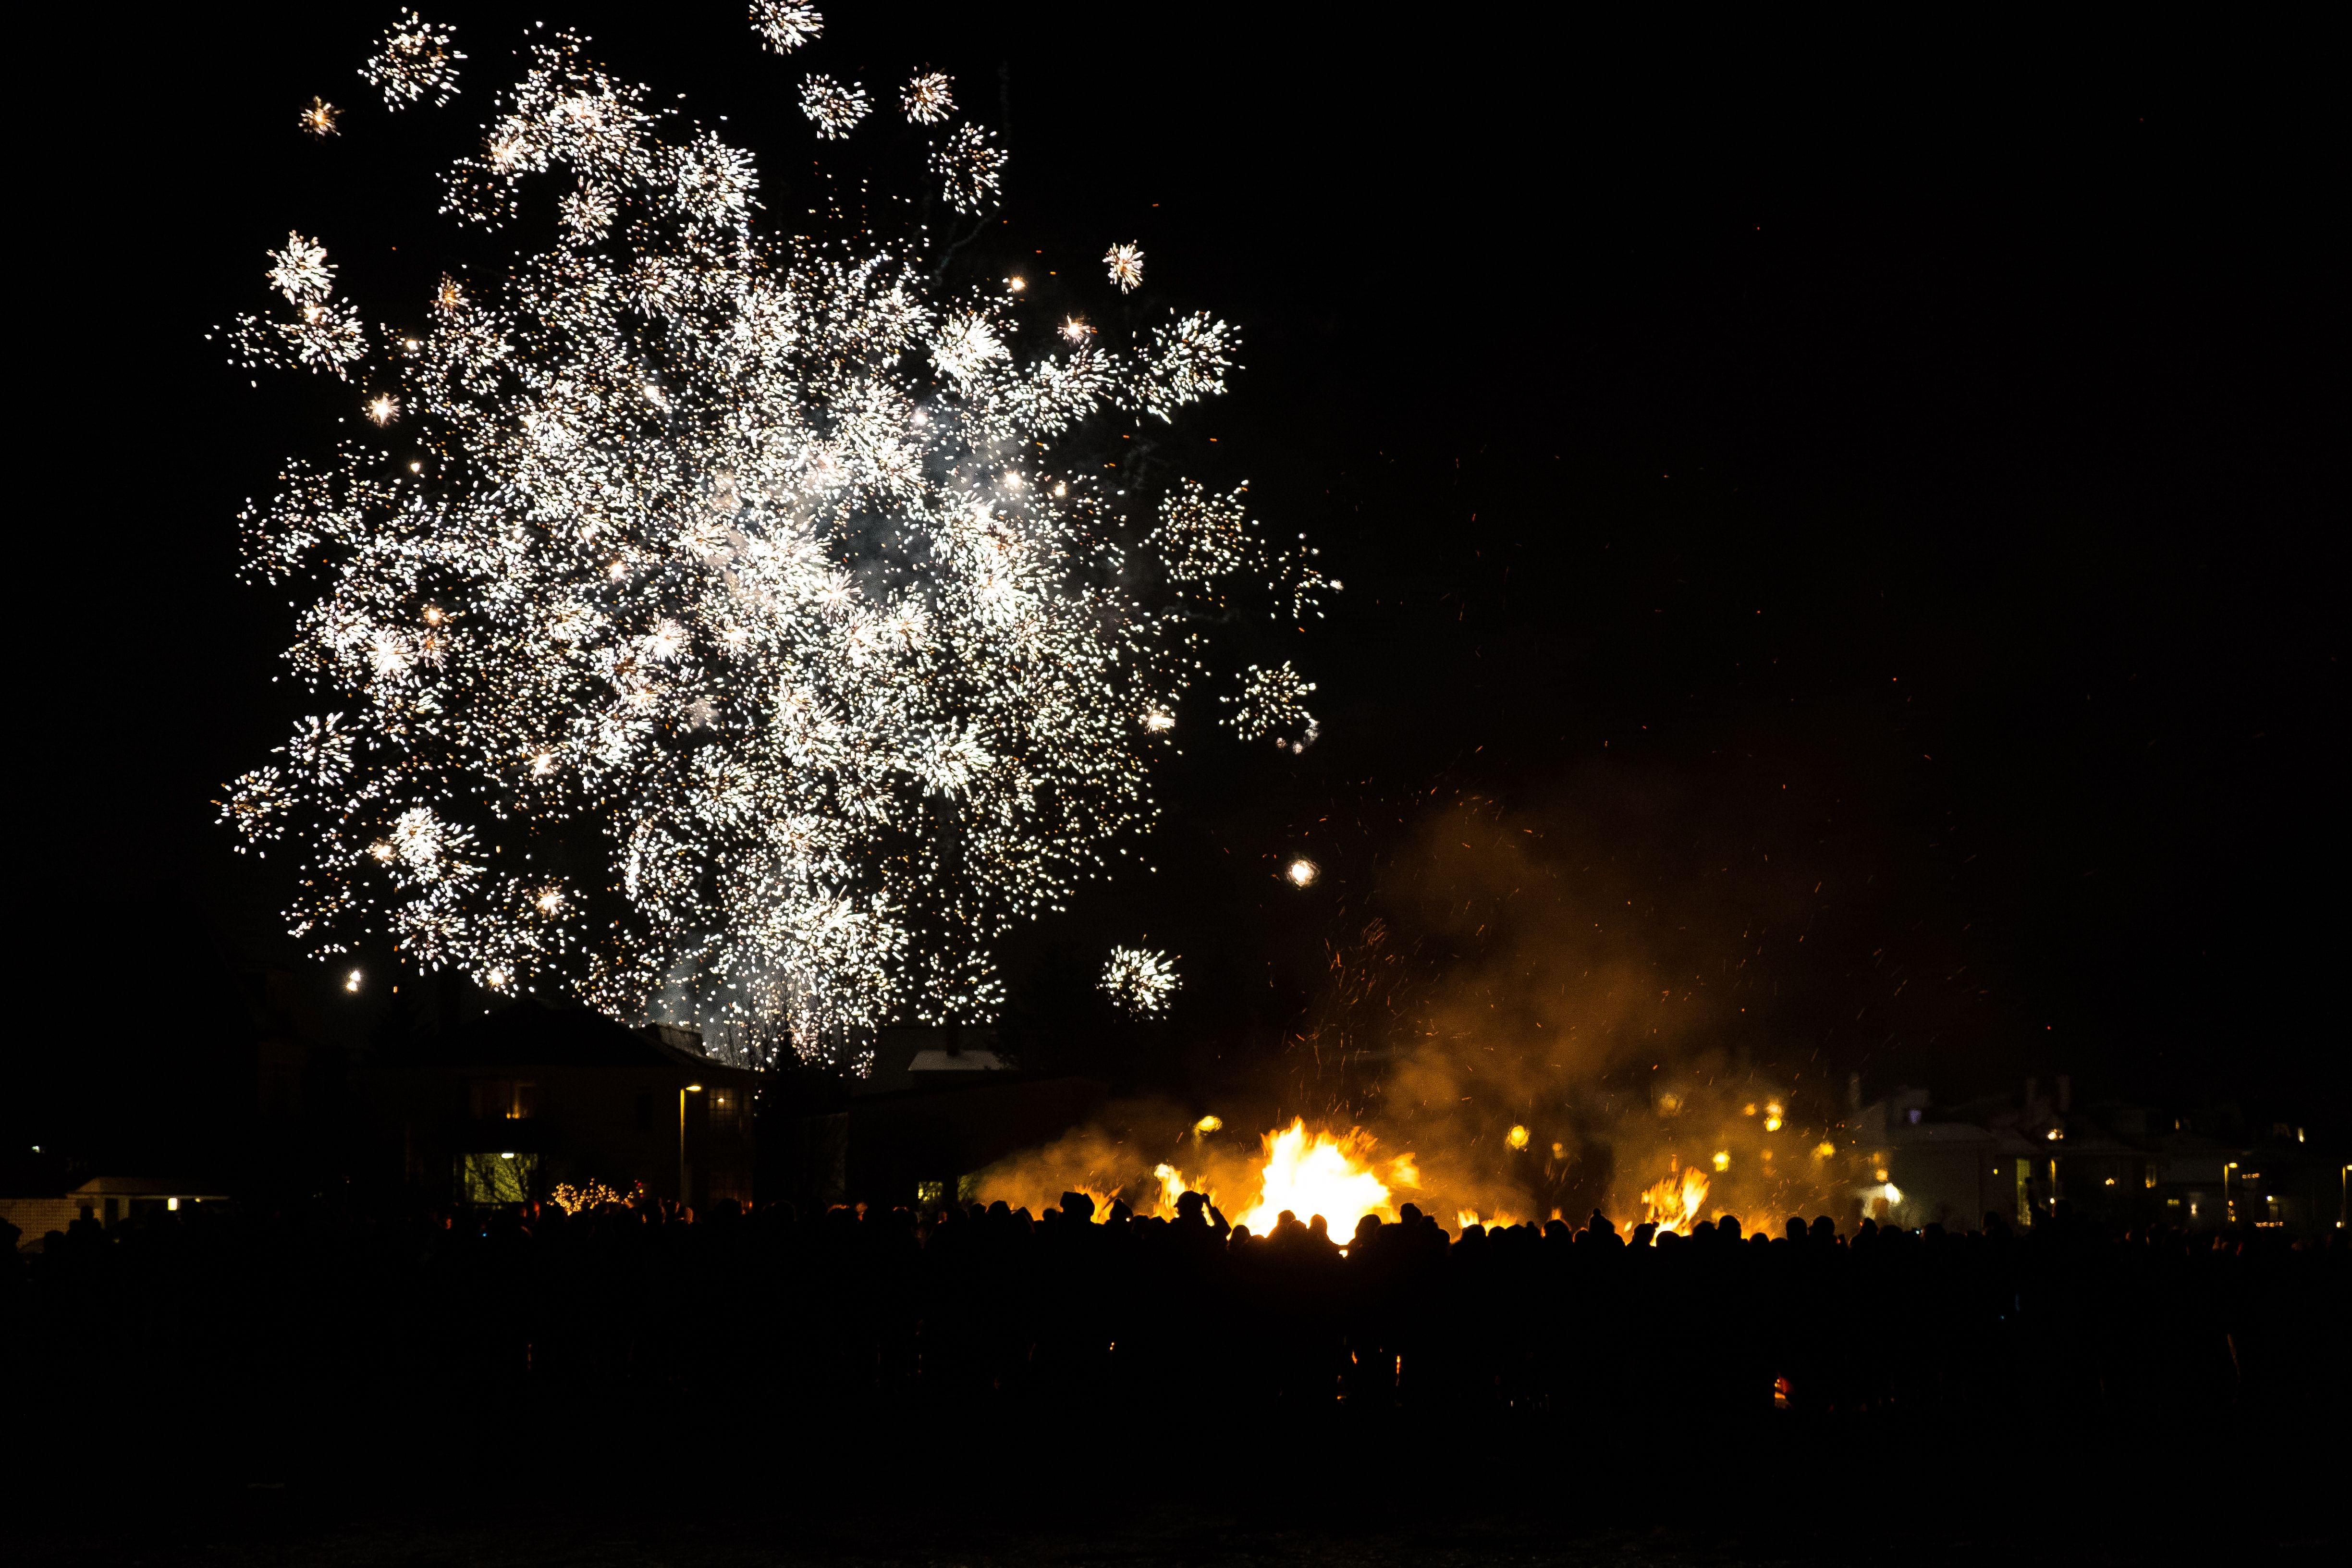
(1150, 1162), (1195, 1218)
(1234, 1119), (1393, 1238)
(1456, 1209), (1525, 1233)
(1639, 1165), (1711, 1235)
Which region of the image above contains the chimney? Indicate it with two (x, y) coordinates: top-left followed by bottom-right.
(1847, 1071), (1862, 1112)
(2056, 1074), (2071, 1113)
(2025, 1076), (2038, 1107)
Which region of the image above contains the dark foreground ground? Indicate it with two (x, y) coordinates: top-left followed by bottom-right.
(20, 1392), (2347, 1567)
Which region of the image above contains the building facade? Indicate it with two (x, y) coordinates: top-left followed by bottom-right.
(366, 1000), (758, 1208)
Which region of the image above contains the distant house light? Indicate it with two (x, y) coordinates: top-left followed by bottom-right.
(167, 1198), (180, 1211)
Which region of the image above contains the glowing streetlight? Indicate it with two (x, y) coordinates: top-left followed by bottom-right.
(679, 1083), (704, 1206)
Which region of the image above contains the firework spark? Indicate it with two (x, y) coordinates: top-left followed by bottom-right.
(221, 231), (366, 379)
(750, 1), (824, 53)
(300, 97), (342, 137)
(901, 70), (954, 125)
(1101, 946), (1180, 1015)
(360, 11), (464, 111)
(1104, 242), (1144, 294)
(799, 74), (870, 138)
(221, 23), (1321, 1067)
(931, 123), (1007, 215)
(1227, 662), (1317, 744)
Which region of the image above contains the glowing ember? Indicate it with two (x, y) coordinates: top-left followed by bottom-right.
(1235, 1119), (1391, 1237)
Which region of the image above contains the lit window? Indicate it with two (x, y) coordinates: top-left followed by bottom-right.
(455, 1151), (538, 1204)
(471, 1079), (538, 1120)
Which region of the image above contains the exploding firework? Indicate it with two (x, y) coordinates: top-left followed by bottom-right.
(931, 123), (1007, 215)
(219, 22), (1323, 1067)
(1100, 946), (1180, 1016)
(1230, 662), (1317, 744)
(750, 0), (824, 54)
(360, 10), (464, 110)
(1104, 242), (1145, 294)
(798, 74), (870, 139)
(299, 97), (342, 137)
(901, 70), (954, 125)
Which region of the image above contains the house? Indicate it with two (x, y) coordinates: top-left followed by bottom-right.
(767, 1025), (1105, 1208)
(366, 1000), (758, 1208)
(0, 1176), (231, 1250)
(1851, 1087), (2034, 1231)
(1852, 1077), (2338, 1234)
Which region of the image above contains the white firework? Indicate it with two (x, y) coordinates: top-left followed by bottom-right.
(931, 124), (1006, 215)
(221, 25), (1320, 1066)
(1102, 946), (1180, 1016)
(750, 1), (824, 53)
(1104, 242), (1144, 294)
(360, 11), (464, 110)
(265, 232), (334, 303)
(901, 71), (954, 125)
(799, 74), (870, 139)
(1225, 662), (1318, 745)
(223, 232), (366, 379)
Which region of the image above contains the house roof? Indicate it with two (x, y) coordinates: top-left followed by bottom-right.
(396, 998), (751, 1077)
(71, 1177), (232, 1199)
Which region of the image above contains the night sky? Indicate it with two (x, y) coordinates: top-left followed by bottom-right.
(17, 7), (2340, 1164)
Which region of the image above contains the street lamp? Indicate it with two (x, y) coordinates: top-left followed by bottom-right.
(679, 1083), (704, 1207)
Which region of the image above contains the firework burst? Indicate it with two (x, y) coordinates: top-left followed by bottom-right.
(220, 21), (1324, 1067)
(798, 74), (870, 138)
(750, 1), (824, 53)
(1104, 242), (1145, 294)
(1101, 947), (1181, 1016)
(901, 70), (955, 125)
(360, 11), (464, 110)
(931, 123), (1007, 215)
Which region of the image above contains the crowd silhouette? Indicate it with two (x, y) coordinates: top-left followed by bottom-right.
(10, 1190), (2346, 1433)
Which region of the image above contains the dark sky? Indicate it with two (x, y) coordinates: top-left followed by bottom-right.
(16, 5), (2340, 1157)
